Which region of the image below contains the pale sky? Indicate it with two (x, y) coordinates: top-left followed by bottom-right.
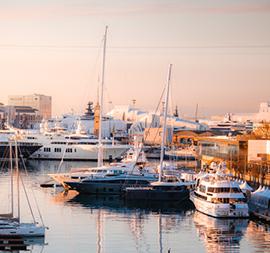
(0, 0), (270, 117)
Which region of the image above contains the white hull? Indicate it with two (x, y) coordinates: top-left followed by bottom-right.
(30, 144), (129, 161)
(190, 192), (249, 218)
(0, 222), (45, 237)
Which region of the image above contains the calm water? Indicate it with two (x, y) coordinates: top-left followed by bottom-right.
(0, 160), (270, 253)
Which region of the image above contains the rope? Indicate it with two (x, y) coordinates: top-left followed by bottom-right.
(19, 147), (45, 226)
(18, 172), (36, 223)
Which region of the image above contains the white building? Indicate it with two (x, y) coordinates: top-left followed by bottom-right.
(224, 102), (270, 123)
(107, 105), (208, 136)
(8, 94), (52, 119)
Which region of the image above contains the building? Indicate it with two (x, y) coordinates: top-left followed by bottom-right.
(198, 135), (270, 185)
(213, 101), (270, 124)
(143, 127), (173, 145)
(5, 105), (40, 129)
(8, 94), (52, 119)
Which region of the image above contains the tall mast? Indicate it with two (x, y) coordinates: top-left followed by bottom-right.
(15, 139), (20, 222)
(9, 141), (14, 218)
(98, 26), (108, 168)
(159, 64), (172, 182)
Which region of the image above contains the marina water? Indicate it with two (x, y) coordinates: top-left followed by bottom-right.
(0, 160), (270, 253)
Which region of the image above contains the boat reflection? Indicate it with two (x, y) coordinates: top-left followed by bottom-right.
(51, 190), (195, 253)
(245, 220), (270, 252)
(193, 212), (248, 253)
(65, 192), (195, 214)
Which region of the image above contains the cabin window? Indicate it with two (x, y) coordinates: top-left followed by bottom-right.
(54, 148), (61, 152)
(199, 185), (206, 193)
(44, 147), (51, 152)
(66, 148), (72, 153)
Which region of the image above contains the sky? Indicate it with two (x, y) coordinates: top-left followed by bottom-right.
(0, 0), (270, 118)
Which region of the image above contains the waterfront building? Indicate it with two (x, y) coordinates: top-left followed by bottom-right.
(8, 94), (52, 120)
(199, 135), (270, 185)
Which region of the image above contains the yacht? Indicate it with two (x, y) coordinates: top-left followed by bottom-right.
(190, 169), (249, 218)
(27, 131), (129, 161)
(64, 172), (157, 195)
(125, 64), (191, 202)
(0, 129), (42, 160)
(47, 142), (151, 188)
(48, 161), (155, 189)
(0, 141), (46, 238)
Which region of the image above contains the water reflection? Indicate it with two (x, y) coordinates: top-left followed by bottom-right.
(52, 190), (195, 253)
(193, 212), (248, 253)
(3, 160), (270, 253)
(245, 220), (270, 252)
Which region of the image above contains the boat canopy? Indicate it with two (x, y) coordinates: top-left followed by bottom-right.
(239, 181), (253, 192)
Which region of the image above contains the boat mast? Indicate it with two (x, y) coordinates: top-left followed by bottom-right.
(159, 64), (172, 182)
(98, 26), (108, 168)
(15, 139), (20, 222)
(9, 141), (14, 218)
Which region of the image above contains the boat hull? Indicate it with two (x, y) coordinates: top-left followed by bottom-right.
(0, 144), (42, 160)
(190, 192), (249, 218)
(66, 179), (151, 195)
(125, 188), (189, 202)
(0, 222), (45, 237)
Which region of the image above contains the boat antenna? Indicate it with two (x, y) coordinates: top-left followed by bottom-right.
(159, 64), (172, 182)
(98, 26), (108, 167)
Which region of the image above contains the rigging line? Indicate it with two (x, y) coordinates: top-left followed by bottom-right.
(129, 84), (166, 175)
(19, 172), (36, 224)
(56, 138), (69, 174)
(20, 147), (45, 226)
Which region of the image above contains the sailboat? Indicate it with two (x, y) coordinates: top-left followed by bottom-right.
(125, 64), (191, 201)
(64, 27), (158, 194)
(0, 141), (46, 237)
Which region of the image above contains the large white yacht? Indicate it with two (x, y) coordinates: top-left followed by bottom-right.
(190, 167), (249, 218)
(26, 129), (129, 161)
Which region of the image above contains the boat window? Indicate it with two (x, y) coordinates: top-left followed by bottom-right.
(54, 148), (61, 152)
(199, 185), (206, 193)
(209, 187), (241, 193)
(44, 147), (51, 152)
(66, 148), (72, 153)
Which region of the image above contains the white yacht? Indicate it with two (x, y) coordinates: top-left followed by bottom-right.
(48, 162), (150, 188)
(0, 141), (46, 238)
(190, 169), (249, 218)
(26, 131), (129, 161)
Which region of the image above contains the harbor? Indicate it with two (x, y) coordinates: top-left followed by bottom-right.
(1, 1), (270, 252)
(1, 160), (270, 252)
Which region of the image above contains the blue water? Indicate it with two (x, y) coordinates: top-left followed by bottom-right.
(0, 160), (270, 253)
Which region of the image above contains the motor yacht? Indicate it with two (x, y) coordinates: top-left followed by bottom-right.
(190, 169), (249, 218)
